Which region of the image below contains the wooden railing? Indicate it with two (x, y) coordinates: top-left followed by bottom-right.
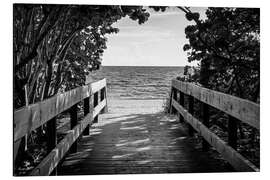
(14, 78), (108, 176)
(169, 79), (260, 172)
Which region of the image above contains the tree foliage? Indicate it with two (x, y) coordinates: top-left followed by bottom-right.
(180, 7), (260, 166)
(14, 4), (150, 109)
(156, 7), (260, 166)
(14, 4), (151, 175)
(182, 7), (260, 102)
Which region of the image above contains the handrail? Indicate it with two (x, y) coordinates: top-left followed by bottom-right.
(170, 79), (260, 172)
(171, 79), (259, 129)
(14, 78), (108, 176)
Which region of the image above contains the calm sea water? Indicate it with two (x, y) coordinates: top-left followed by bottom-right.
(87, 66), (184, 100)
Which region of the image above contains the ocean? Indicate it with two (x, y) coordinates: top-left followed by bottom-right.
(87, 66), (184, 100)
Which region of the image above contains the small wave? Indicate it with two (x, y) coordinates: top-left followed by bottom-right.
(87, 66), (184, 99)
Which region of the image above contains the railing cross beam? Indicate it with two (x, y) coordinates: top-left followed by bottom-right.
(170, 79), (259, 172)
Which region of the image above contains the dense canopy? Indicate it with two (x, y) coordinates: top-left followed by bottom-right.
(182, 7), (260, 102)
(14, 4), (150, 109)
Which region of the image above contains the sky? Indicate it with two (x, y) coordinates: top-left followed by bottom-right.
(102, 6), (206, 67)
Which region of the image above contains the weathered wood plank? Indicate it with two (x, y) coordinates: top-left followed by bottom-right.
(58, 108), (233, 175)
(202, 103), (210, 151)
(93, 99), (107, 118)
(46, 118), (57, 152)
(179, 91), (184, 123)
(169, 88), (174, 114)
(91, 78), (106, 94)
(70, 104), (78, 153)
(14, 79), (106, 142)
(104, 87), (109, 113)
(29, 96), (106, 175)
(93, 91), (99, 123)
(83, 97), (90, 136)
(172, 79), (259, 129)
(30, 112), (94, 176)
(188, 95), (195, 136)
(172, 99), (259, 172)
(228, 116), (238, 149)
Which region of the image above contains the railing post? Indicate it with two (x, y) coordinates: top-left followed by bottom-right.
(83, 97), (90, 136)
(169, 87), (173, 114)
(46, 117), (57, 175)
(179, 91), (185, 123)
(100, 87), (106, 114)
(202, 103), (210, 151)
(173, 88), (177, 114)
(228, 116), (238, 149)
(47, 117), (57, 151)
(69, 104), (78, 153)
(170, 87), (177, 114)
(188, 95), (195, 136)
(104, 86), (108, 113)
(93, 91), (99, 123)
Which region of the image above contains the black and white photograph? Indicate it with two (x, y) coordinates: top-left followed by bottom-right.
(9, 0), (263, 177)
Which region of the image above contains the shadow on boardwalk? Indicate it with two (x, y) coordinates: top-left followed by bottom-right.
(58, 110), (234, 175)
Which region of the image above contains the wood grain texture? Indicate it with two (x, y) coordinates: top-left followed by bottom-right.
(58, 109), (233, 175)
(30, 112), (93, 176)
(29, 94), (106, 175)
(172, 99), (259, 172)
(172, 79), (259, 129)
(14, 79), (106, 142)
(93, 99), (106, 118)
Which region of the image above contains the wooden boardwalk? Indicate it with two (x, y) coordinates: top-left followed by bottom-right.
(58, 100), (233, 175)
(14, 79), (259, 175)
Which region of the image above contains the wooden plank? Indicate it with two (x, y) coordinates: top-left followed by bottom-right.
(202, 103), (210, 151)
(172, 88), (177, 114)
(58, 108), (233, 175)
(93, 91), (99, 123)
(169, 88), (174, 114)
(172, 79), (260, 129)
(69, 104), (78, 153)
(93, 99), (107, 118)
(104, 87), (109, 113)
(30, 112), (94, 176)
(100, 87), (106, 114)
(179, 92), (184, 123)
(188, 95), (195, 136)
(91, 78), (106, 94)
(83, 97), (90, 136)
(14, 79), (107, 142)
(228, 116), (238, 149)
(172, 99), (259, 172)
(100, 87), (105, 101)
(47, 118), (57, 152)
(46, 117), (57, 175)
(14, 88), (82, 142)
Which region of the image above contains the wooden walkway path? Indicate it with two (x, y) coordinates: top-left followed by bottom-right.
(58, 100), (233, 175)
(14, 79), (259, 176)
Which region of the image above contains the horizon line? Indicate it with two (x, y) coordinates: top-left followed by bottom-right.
(101, 65), (187, 67)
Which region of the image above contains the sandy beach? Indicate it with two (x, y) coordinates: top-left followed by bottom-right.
(106, 98), (165, 114)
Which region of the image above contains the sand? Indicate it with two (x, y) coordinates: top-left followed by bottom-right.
(106, 98), (165, 114)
